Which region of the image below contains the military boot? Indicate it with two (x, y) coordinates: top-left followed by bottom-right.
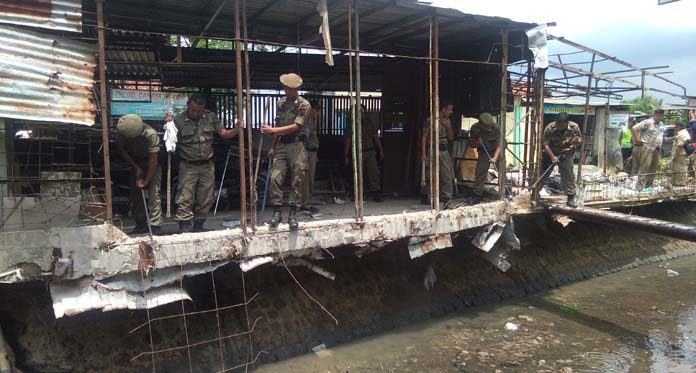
(130, 221), (148, 235)
(178, 220), (193, 234)
(566, 194), (577, 208)
(192, 219), (206, 232)
(288, 206), (299, 231)
(269, 207), (282, 228)
(150, 226), (161, 235)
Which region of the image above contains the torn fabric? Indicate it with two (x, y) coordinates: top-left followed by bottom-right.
(317, 0), (334, 66)
(526, 24), (549, 69)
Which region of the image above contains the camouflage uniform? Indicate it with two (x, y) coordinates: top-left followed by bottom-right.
(301, 114), (319, 208)
(346, 112), (381, 193)
(174, 110), (223, 222)
(422, 116), (454, 200)
(541, 121), (581, 195)
(116, 124), (162, 226)
(469, 121), (501, 197)
(269, 97), (311, 206)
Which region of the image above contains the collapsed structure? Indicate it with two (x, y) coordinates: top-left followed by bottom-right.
(1, 0), (695, 370)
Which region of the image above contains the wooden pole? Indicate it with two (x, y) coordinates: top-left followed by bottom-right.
(428, 17), (434, 209)
(242, 0), (255, 228)
(498, 29), (508, 200)
(354, 0), (364, 219)
(577, 53), (596, 182)
(96, 0), (113, 225)
(348, 0), (359, 220)
(234, 0), (247, 233)
(533, 69), (546, 204)
(433, 15), (440, 211)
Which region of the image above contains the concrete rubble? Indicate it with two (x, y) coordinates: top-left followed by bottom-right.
(1, 201), (508, 317)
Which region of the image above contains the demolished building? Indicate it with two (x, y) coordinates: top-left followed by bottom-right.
(1, 0), (695, 371)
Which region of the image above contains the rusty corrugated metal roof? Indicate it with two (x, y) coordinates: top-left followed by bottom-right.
(0, 0), (83, 32)
(0, 26), (97, 125)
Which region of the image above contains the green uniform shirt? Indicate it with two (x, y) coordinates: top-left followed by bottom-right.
(543, 121), (581, 155)
(304, 115), (320, 150)
(346, 112), (378, 150)
(116, 124), (160, 160)
(174, 110), (223, 162)
(276, 96), (311, 135)
(423, 116), (450, 146)
(469, 122), (501, 154)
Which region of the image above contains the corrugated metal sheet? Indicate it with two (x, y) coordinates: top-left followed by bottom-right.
(0, 0), (83, 33)
(0, 25), (97, 125)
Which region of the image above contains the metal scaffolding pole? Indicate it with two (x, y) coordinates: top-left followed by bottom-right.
(234, 0), (248, 233)
(96, 0), (113, 225)
(576, 54), (596, 182)
(498, 29), (508, 200)
(603, 99), (610, 175)
(433, 15), (440, 211)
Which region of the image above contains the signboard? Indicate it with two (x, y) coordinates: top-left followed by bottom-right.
(111, 89), (189, 119)
(544, 104), (595, 116)
(608, 113), (629, 129)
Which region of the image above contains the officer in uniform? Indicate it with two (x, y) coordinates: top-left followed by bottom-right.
(541, 112), (582, 207)
(260, 73), (311, 230)
(468, 112), (501, 204)
(115, 114), (163, 235)
(421, 100), (455, 208)
(301, 102), (321, 214)
(343, 104), (384, 202)
(174, 93), (239, 233)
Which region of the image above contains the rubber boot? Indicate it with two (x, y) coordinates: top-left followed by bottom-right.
(178, 220), (193, 234)
(192, 219), (206, 232)
(288, 206), (299, 231)
(567, 194), (577, 208)
(150, 226), (161, 235)
(130, 221), (148, 235)
(269, 207), (282, 228)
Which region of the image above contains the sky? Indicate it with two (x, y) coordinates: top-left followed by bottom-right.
(430, 0), (696, 104)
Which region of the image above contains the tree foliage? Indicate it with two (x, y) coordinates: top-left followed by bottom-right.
(621, 95), (663, 115)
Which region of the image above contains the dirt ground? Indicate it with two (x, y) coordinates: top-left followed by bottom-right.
(259, 254), (696, 373)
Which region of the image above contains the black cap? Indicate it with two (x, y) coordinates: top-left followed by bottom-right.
(654, 108), (664, 114)
(675, 121), (685, 127)
(556, 112), (569, 123)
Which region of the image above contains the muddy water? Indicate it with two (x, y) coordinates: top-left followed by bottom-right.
(259, 254), (696, 372)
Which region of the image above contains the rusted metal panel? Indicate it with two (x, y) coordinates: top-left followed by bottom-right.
(0, 26), (96, 126)
(0, 0), (83, 32)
